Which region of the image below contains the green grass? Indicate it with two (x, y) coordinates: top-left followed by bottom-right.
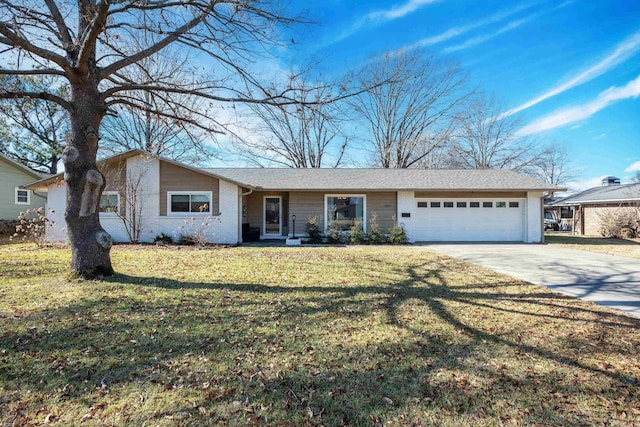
(1, 244), (639, 426)
(546, 234), (640, 259)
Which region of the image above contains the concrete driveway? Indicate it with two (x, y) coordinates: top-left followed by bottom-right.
(426, 243), (640, 318)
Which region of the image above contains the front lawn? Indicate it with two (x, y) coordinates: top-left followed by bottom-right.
(1, 244), (639, 426)
(546, 234), (640, 259)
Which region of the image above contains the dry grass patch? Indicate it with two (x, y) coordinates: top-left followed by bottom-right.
(546, 234), (640, 259)
(0, 244), (639, 426)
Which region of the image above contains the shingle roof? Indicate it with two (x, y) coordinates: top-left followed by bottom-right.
(205, 168), (561, 191)
(548, 183), (640, 205)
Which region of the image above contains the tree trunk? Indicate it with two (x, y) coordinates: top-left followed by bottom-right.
(62, 83), (113, 278)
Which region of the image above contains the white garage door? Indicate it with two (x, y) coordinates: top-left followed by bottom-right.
(414, 199), (525, 242)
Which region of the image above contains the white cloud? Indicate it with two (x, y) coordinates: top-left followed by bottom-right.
(369, 0), (441, 21)
(330, 0), (441, 44)
(517, 74), (640, 136)
(389, 2), (537, 55)
(565, 175), (608, 192)
(592, 133), (607, 140)
(501, 29), (640, 118)
(443, 16), (532, 53)
(625, 161), (640, 172)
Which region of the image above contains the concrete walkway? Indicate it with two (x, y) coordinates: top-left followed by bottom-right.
(426, 243), (640, 318)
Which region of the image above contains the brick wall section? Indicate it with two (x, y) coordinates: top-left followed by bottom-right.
(583, 205), (640, 236)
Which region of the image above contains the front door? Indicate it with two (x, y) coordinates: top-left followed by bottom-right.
(263, 196), (282, 236)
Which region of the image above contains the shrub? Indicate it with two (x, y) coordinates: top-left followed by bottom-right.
(326, 222), (350, 244)
(11, 208), (51, 247)
(366, 213), (386, 244)
(304, 216), (323, 243)
(349, 221), (366, 244)
(177, 234), (197, 245)
(388, 224), (408, 245)
(598, 208), (640, 238)
(154, 232), (173, 244)
(174, 215), (221, 247)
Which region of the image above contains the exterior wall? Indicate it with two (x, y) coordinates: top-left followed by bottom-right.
(396, 191), (415, 242)
(45, 181), (67, 242)
(100, 158), (127, 216)
(526, 191), (543, 243)
(582, 204), (640, 236)
(159, 161), (219, 216)
(243, 191), (289, 236)
(0, 157), (46, 220)
(45, 156), (240, 244)
(288, 191), (325, 232)
(287, 191), (397, 233)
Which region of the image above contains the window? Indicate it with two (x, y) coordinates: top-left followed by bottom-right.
(509, 201), (519, 208)
(100, 192), (120, 214)
(443, 202), (454, 208)
(457, 202), (467, 208)
(417, 202), (429, 208)
(470, 202), (480, 208)
(326, 195), (365, 231)
(482, 202), (493, 208)
(430, 202), (441, 208)
(15, 188), (30, 205)
(496, 202), (506, 208)
(168, 191), (212, 215)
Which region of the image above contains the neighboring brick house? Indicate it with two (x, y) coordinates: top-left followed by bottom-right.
(547, 176), (640, 236)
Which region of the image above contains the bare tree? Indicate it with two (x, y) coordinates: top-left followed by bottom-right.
(0, 0), (317, 277)
(348, 51), (468, 168)
(631, 171), (640, 184)
(101, 161), (148, 243)
(0, 75), (69, 174)
(235, 75), (348, 168)
(100, 45), (216, 163)
(446, 94), (538, 172)
(531, 143), (578, 186)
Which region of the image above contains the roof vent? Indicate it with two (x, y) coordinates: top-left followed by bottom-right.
(601, 176), (621, 186)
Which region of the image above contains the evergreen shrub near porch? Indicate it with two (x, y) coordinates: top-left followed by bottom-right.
(304, 215), (408, 245)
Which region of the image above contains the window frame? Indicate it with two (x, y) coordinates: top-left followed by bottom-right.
(99, 191), (121, 216)
(324, 194), (367, 231)
(167, 191), (213, 216)
(15, 187), (30, 205)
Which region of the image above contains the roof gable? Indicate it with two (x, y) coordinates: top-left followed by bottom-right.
(0, 153), (43, 180)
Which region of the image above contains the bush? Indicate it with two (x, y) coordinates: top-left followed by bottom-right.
(154, 233), (173, 244)
(349, 221), (366, 244)
(11, 208), (51, 247)
(177, 234), (197, 245)
(304, 216), (323, 243)
(388, 224), (408, 245)
(327, 224), (348, 243)
(598, 208), (640, 238)
(366, 213), (386, 244)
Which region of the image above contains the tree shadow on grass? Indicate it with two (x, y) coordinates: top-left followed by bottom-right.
(1, 258), (639, 425)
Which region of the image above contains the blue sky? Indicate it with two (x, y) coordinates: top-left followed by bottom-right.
(274, 0), (640, 189)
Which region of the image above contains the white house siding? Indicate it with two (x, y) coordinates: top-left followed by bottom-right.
(526, 191), (543, 243)
(396, 191), (416, 243)
(45, 155), (241, 245)
(45, 182), (67, 242)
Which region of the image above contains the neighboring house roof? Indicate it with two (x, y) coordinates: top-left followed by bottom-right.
(24, 148), (563, 192)
(548, 183), (640, 205)
(206, 168), (562, 192)
(0, 152), (43, 180)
